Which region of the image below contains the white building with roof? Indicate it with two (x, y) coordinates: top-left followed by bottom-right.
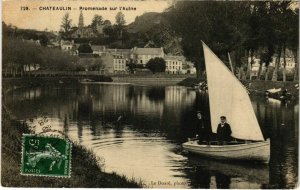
(248, 49), (297, 79)
(101, 52), (128, 74)
(132, 47), (164, 66)
(107, 49), (132, 59)
(91, 45), (107, 56)
(165, 55), (185, 74)
(113, 54), (127, 73)
(60, 40), (74, 51)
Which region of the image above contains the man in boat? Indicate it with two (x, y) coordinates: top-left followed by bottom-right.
(216, 116), (232, 145)
(196, 111), (211, 144)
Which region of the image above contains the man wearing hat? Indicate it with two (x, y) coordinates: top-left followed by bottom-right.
(196, 111), (211, 144)
(216, 116), (232, 145)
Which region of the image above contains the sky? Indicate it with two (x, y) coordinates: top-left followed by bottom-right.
(3, 0), (171, 31)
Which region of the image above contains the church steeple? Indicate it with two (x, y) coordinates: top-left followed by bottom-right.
(78, 11), (84, 29)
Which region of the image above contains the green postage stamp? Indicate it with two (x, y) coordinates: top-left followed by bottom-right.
(21, 134), (72, 177)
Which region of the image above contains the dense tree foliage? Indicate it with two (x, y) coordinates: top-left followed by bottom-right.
(115, 12), (126, 26)
(78, 44), (93, 54)
(61, 13), (72, 33)
(88, 59), (104, 71)
(3, 37), (78, 77)
(91, 15), (103, 33)
(2, 22), (52, 46)
(146, 58), (166, 73)
(165, 1), (298, 80)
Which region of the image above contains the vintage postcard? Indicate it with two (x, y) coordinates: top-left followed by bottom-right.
(2, 0), (299, 188)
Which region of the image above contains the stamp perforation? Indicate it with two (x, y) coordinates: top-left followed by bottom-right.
(21, 134), (72, 178)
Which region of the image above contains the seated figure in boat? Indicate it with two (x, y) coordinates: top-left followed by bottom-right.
(196, 111), (211, 144)
(216, 116), (232, 145)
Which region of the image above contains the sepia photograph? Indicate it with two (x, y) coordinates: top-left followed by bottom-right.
(2, 0), (299, 188)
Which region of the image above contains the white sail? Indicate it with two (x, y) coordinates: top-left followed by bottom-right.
(202, 42), (264, 141)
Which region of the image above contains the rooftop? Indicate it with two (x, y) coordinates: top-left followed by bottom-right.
(134, 47), (164, 55)
(107, 48), (132, 54)
(164, 55), (185, 61)
(61, 40), (74, 45)
(91, 45), (106, 51)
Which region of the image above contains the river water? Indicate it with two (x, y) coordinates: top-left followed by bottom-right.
(4, 83), (298, 188)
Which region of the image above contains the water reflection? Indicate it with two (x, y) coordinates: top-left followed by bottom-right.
(183, 154), (269, 189)
(193, 167), (211, 188)
(4, 84), (298, 188)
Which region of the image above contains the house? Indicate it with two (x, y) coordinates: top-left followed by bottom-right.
(183, 61), (196, 74)
(248, 48), (297, 79)
(107, 49), (132, 59)
(60, 40), (78, 55)
(22, 39), (41, 46)
(248, 57), (261, 79)
(101, 52), (127, 74)
(269, 49), (296, 70)
(165, 55), (185, 74)
(23, 64), (40, 71)
(132, 47), (164, 66)
(47, 39), (60, 48)
(112, 54), (127, 73)
(101, 52), (114, 74)
(69, 11), (109, 38)
(91, 45), (107, 56)
(60, 40), (74, 51)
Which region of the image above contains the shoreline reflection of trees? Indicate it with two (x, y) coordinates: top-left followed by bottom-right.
(268, 103), (298, 188)
(178, 91), (210, 142)
(192, 167), (211, 188)
(146, 87), (166, 101)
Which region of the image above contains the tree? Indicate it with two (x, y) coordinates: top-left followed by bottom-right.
(88, 58), (104, 71)
(61, 13), (72, 33)
(38, 34), (48, 46)
(286, 6), (299, 81)
(78, 44), (93, 54)
(166, 1), (252, 79)
(91, 14), (103, 33)
(115, 12), (126, 26)
(146, 58), (166, 73)
(103, 25), (118, 40)
(2, 37), (79, 77)
(115, 12), (126, 40)
(265, 1), (297, 81)
(126, 59), (136, 74)
(103, 20), (112, 25)
(259, 47), (274, 80)
(272, 46), (282, 81)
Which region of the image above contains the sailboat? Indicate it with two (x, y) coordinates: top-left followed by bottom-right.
(182, 42), (270, 163)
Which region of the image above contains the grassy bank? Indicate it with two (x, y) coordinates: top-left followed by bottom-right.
(2, 76), (112, 93)
(178, 77), (299, 97)
(1, 107), (142, 187)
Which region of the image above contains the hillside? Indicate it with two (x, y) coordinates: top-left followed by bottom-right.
(126, 12), (183, 55)
(127, 12), (162, 33)
(3, 22), (57, 46)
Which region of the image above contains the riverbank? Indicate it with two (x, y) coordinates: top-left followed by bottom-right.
(2, 76), (112, 94)
(2, 74), (193, 90)
(178, 77), (299, 98)
(111, 74), (195, 86)
(1, 81), (142, 187)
